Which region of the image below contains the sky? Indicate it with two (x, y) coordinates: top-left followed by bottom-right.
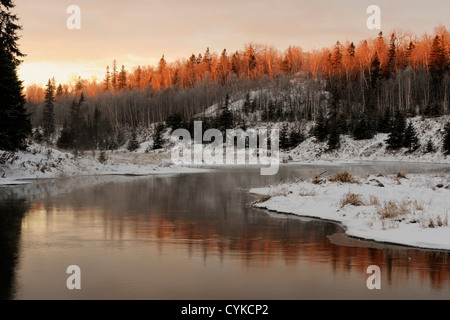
(13, 0), (450, 87)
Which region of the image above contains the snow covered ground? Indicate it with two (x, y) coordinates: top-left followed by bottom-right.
(250, 171), (450, 250)
(285, 116), (450, 164)
(0, 140), (208, 185)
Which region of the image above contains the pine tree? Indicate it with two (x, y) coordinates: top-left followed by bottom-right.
(42, 79), (55, 139)
(0, 0), (31, 151)
(386, 110), (406, 149)
(403, 121), (419, 151)
(443, 123), (450, 154)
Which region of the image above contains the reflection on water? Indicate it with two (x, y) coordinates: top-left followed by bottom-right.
(0, 162), (450, 299)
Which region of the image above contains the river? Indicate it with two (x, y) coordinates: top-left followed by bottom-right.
(1, 162), (449, 299)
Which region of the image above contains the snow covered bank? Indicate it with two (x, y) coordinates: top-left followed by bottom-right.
(0, 141), (209, 185)
(250, 171), (450, 250)
(285, 116), (450, 164)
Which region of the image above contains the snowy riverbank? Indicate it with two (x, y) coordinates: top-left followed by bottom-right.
(250, 171), (450, 251)
(0, 141), (208, 185)
(284, 116), (450, 164)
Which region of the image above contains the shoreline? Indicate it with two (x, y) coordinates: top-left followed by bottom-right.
(250, 172), (450, 251)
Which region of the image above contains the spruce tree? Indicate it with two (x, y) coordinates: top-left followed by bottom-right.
(443, 123), (450, 154)
(386, 110), (406, 149)
(403, 121), (419, 151)
(289, 127), (304, 148)
(127, 129), (140, 152)
(353, 113), (372, 140)
(279, 124), (290, 150)
(0, 0), (31, 151)
(152, 124), (165, 150)
(57, 117), (72, 149)
(42, 79), (55, 139)
(327, 122), (340, 150)
(218, 94), (234, 133)
(313, 109), (328, 142)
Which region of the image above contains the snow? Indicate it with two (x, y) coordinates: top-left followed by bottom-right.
(285, 116), (450, 164)
(250, 172), (450, 250)
(0, 140), (209, 185)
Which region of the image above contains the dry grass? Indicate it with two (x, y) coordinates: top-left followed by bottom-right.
(340, 193), (365, 208)
(253, 188), (289, 204)
(368, 195), (380, 206)
(299, 190), (317, 197)
(307, 170), (324, 185)
(377, 200), (410, 219)
(255, 194), (273, 204)
(413, 200), (424, 211)
(396, 171), (407, 179)
(329, 171), (358, 184)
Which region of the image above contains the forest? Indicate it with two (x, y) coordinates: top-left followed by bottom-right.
(19, 26), (450, 153)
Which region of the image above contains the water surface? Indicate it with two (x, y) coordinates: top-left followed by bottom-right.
(1, 162), (449, 299)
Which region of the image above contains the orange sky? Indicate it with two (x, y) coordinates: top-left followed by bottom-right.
(14, 0), (450, 87)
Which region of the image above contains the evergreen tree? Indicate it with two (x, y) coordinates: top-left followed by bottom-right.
(217, 94), (234, 133)
(57, 117), (72, 149)
(443, 123), (450, 154)
(56, 84), (64, 97)
(117, 65), (127, 90)
(386, 110), (406, 149)
(403, 121), (419, 151)
(327, 120), (340, 150)
(0, 0), (31, 151)
(42, 79), (55, 139)
(313, 109), (328, 142)
(127, 129), (140, 152)
(289, 127), (304, 148)
(426, 138), (434, 153)
(104, 65), (111, 91)
(153, 123), (165, 150)
(166, 113), (183, 131)
(116, 129), (126, 147)
(384, 33), (397, 77)
(370, 53), (381, 89)
(353, 113), (373, 140)
(279, 124), (290, 150)
(429, 35), (448, 82)
(112, 60), (118, 91)
(32, 128), (43, 143)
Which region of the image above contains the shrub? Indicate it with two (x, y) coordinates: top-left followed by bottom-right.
(329, 171), (358, 184)
(340, 193), (365, 208)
